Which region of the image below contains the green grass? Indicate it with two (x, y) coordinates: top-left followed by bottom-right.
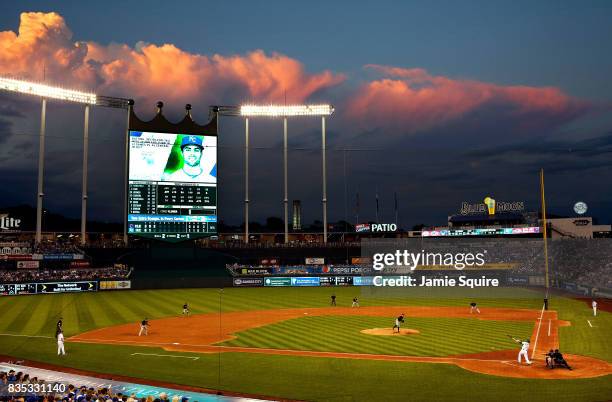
(220, 315), (533, 356)
(0, 287), (610, 401)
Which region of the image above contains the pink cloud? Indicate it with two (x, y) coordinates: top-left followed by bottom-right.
(0, 12), (345, 107)
(346, 64), (590, 134)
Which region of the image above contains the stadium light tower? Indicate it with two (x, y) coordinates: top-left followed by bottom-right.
(239, 104), (334, 244)
(0, 77), (128, 245)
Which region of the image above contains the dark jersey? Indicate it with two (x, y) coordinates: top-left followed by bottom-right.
(141, 320), (148, 326)
(397, 315), (405, 323)
(470, 303), (477, 307)
(183, 304), (188, 309)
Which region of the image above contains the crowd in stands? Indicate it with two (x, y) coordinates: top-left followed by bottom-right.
(0, 368), (189, 402)
(209, 240), (361, 249)
(33, 242), (84, 255)
(0, 266), (131, 284)
(226, 238), (612, 289)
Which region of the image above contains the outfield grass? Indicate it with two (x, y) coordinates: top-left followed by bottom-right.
(0, 287), (610, 401)
(220, 315), (533, 356)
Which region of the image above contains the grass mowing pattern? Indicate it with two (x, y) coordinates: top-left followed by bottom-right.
(0, 287), (609, 402)
(219, 315), (533, 356)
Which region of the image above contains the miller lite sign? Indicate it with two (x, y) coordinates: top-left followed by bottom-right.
(0, 214), (21, 231)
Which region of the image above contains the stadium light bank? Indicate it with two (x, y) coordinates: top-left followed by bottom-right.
(0, 76), (130, 245)
(226, 104), (334, 244)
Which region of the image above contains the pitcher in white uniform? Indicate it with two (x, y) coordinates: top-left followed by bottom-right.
(592, 300), (597, 316)
(57, 331), (66, 356)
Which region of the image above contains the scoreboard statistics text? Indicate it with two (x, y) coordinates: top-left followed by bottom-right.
(127, 131), (217, 241)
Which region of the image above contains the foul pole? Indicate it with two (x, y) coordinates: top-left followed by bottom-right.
(540, 168), (550, 307)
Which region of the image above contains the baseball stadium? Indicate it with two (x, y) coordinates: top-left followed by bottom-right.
(1, 4), (612, 402)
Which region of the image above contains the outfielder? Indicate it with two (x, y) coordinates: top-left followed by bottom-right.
(139, 318), (149, 336)
(393, 314), (405, 333)
(352, 297), (359, 308)
(57, 330), (66, 356)
(469, 302), (480, 314)
(183, 302), (190, 316)
(512, 337), (532, 365)
(592, 299), (597, 316)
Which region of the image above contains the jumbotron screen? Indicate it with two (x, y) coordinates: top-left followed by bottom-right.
(127, 131), (217, 241)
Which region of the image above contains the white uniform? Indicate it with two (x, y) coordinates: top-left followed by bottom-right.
(517, 341), (531, 364)
(164, 169), (216, 184)
(57, 332), (65, 355)
(592, 300), (597, 316)
(352, 299), (359, 308)
(139, 321), (149, 336)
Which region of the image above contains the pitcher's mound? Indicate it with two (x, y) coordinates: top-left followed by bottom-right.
(361, 328), (420, 336)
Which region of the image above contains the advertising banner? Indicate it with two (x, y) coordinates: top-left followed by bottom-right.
(290, 277), (320, 287)
(355, 224), (370, 233)
(319, 277), (336, 286)
(37, 281), (97, 293)
(70, 261), (91, 268)
(16, 261), (39, 269)
(305, 258), (325, 265)
(240, 268), (272, 275)
(506, 276), (529, 285)
(2, 254), (33, 261)
(263, 277), (292, 287)
(353, 276), (375, 286)
(99, 280), (132, 290)
(233, 278), (264, 287)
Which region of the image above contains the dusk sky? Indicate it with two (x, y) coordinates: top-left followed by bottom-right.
(1, 1), (611, 228)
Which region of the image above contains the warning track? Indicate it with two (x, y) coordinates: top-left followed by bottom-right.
(69, 306), (612, 379)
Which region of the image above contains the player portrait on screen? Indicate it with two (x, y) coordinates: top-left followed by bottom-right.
(162, 135), (217, 184)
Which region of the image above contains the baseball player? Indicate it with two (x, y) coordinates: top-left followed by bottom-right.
(512, 337), (532, 365)
(469, 302), (480, 314)
(57, 330), (66, 356)
(352, 297), (359, 308)
(393, 314), (405, 333)
(330, 294), (337, 306)
(138, 318), (149, 336)
(544, 349), (555, 368)
(552, 349), (572, 370)
(182, 302), (190, 316)
(592, 299), (597, 316)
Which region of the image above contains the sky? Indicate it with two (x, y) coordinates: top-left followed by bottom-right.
(0, 1), (611, 228)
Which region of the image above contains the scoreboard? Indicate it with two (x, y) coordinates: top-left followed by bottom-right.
(127, 131), (217, 241)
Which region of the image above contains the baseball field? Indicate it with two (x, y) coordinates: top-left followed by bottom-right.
(0, 287), (610, 401)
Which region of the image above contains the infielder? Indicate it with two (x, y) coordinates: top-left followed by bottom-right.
(512, 337), (532, 365)
(352, 297), (359, 308)
(183, 302), (190, 316)
(393, 314), (405, 333)
(139, 318), (149, 336)
(592, 299), (597, 316)
(57, 330), (66, 356)
(469, 302), (480, 314)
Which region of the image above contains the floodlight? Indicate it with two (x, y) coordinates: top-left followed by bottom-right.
(0, 77), (97, 105)
(240, 104), (334, 117)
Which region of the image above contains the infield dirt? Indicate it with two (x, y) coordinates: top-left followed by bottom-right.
(69, 306), (612, 380)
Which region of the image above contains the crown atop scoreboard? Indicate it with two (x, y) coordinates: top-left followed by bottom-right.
(128, 101), (217, 136)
